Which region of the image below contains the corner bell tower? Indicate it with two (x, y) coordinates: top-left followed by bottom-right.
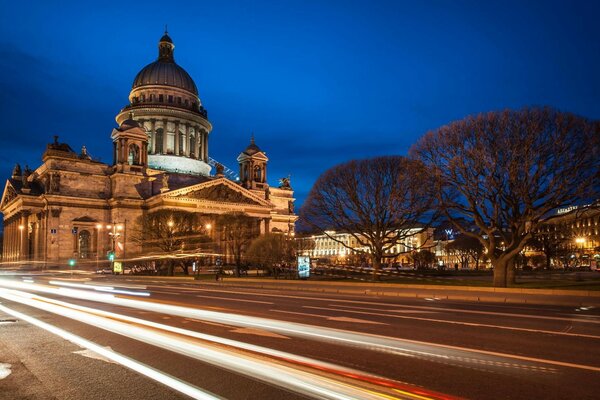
(237, 135), (268, 190)
(110, 118), (148, 173)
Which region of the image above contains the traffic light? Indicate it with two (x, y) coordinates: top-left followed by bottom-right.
(107, 251), (115, 261)
(68, 259), (76, 267)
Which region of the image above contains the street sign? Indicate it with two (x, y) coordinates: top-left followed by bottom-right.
(113, 261), (122, 273)
(297, 256), (310, 279)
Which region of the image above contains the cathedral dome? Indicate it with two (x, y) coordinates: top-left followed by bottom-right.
(132, 61), (198, 95)
(131, 32), (198, 96)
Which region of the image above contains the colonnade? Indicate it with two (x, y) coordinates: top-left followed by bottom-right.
(139, 118), (208, 161)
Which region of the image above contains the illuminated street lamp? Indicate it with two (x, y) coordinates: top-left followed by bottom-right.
(18, 225), (24, 260)
(575, 237), (586, 266)
(107, 222), (123, 273)
(95, 224), (103, 270)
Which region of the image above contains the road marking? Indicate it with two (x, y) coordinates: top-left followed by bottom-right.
(184, 318), (233, 328)
(327, 316), (388, 325)
(162, 286), (600, 325)
(304, 305), (600, 340)
(194, 295), (273, 305)
(0, 304), (221, 400)
(73, 348), (117, 364)
(230, 327), (290, 339)
(271, 309), (388, 325)
(0, 363), (11, 380)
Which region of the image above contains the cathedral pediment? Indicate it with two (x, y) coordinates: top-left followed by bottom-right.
(1, 181), (19, 209)
(163, 178), (271, 207)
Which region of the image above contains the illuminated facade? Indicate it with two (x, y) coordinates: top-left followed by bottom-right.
(300, 228), (433, 265)
(532, 204), (600, 268)
(1, 33), (297, 265)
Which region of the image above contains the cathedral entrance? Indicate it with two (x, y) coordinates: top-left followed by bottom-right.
(78, 230), (91, 259)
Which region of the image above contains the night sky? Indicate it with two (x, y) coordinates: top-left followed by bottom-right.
(1, 0), (599, 206)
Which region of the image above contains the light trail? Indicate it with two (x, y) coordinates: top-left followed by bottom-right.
(48, 280), (150, 297)
(0, 303), (222, 400)
(1, 288), (452, 399)
(0, 278), (589, 374)
(0, 289), (419, 400)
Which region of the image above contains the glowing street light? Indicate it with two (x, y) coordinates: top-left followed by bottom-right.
(18, 225), (24, 260)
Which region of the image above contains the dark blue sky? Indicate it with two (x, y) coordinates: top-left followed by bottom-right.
(1, 0), (599, 205)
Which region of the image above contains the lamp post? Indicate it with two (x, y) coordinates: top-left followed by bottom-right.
(95, 224), (103, 271)
(575, 237), (586, 266)
(107, 222), (123, 274)
(18, 225), (24, 261)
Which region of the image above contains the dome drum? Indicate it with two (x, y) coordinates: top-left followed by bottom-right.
(119, 32), (212, 176)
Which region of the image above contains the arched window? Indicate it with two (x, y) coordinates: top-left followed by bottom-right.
(189, 134), (196, 158)
(254, 165), (262, 182)
(155, 128), (164, 154)
(128, 143), (140, 165)
(79, 230), (91, 259)
(178, 131), (185, 155)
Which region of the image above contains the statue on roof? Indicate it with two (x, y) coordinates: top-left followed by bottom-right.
(279, 175), (292, 190)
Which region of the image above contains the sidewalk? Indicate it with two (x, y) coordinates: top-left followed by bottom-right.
(117, 275), (600, 306)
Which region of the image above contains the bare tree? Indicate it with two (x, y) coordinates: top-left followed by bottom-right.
(215, 212), (260, 276)
(300, 156), (437, 280)
(410, 249), (436, 270)
(411, 108), (599, 287)
(132, 209), (210, 276)
(445, 235), (485, 270)
(246, 233), (297, 275)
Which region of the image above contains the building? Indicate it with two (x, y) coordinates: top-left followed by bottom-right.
(1, 32), (297, 266)
(299, 228), (433, 266)
(530, 203), (600, 268)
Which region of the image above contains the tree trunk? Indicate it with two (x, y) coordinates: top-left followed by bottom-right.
(492, 257), (516, 287)
(371, 255), (381, 281)
(491, 258), (508, 287)
(506, 259), (516, 286)
(168, 259), (174, 276)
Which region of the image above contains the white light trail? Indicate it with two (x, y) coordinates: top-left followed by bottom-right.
(3, 289), (405, 392)
(48, 280), (150, 297)
(0, 303), (222, 400)
(0, 278), (580, 375)
(0, 289), (405, 400)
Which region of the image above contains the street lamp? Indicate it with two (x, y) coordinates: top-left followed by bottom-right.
(107, 222), (123, 273)
(18, 225), (24, 260)
(96, 224), (103, 270)
(575, 237), (586, 266)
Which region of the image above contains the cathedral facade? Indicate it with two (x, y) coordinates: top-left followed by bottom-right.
(1, 33), (297, 265)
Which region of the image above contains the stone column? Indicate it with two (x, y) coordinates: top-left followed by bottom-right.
(150, 119), (156, 154)
(204, 131), (208, 161)
(163, 119), (169, 153)
(20, 213), (28, 260)
(195, 127), (201, 160)
(263, 162), (267, 183)
(174, 121), (180, 156)
(185, 124), (190, 157)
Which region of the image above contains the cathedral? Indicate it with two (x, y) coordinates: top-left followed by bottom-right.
(1, 32), (297, 265)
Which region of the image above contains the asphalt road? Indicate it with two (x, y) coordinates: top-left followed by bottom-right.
(1, 273), (599, 400)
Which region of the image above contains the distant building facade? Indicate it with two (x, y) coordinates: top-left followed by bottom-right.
(1, 33), (297, 265)
(299, 228), (433, 266)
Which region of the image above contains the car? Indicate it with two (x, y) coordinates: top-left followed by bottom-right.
(95, 267), (113, 274)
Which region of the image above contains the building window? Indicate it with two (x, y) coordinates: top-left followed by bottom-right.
(177, 97), (182, 104)
(189, 134), (196, 158)
(168, 95), (173, 103)
(155, 128), (164, 154)
(78, 230), (91, 259)
(159, 94), (164, 102)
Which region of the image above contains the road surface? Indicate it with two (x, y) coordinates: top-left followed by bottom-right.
(0, 273), (599, 399)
